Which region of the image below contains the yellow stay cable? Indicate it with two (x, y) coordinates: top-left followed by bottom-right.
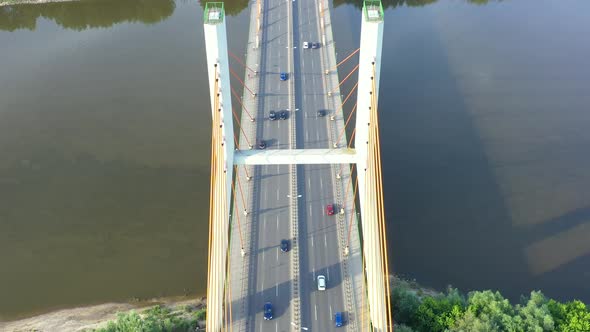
(372, 63), (394, 329)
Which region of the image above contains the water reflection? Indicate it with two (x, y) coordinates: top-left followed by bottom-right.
(198, 0), (249, 16)
(0, 0), (175, 31)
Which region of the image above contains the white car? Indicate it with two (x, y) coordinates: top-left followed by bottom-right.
(317, 275), (326, 291)
(303, 41), (309, 49)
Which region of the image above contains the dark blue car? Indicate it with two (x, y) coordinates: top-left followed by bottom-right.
(264, 302), (273, 320)
(335, 312), (344, 327)
(280, 239), (289, 252)
(280, 72), (288, 81)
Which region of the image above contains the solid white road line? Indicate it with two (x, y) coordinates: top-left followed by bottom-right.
(330, 305), (333, 319)
(309, 205), (312, 216)
(315, 305), (318, 321)
(276, 284), (279, 297)
(276, 216), (279, 230)
(327, 267), (330, 281)
(320, 178), (323, 190)
(277, 248), (279, 261)
(311, 236), (314, 247)
(324, 233), (327, 248)
(277, 188), (280, 200)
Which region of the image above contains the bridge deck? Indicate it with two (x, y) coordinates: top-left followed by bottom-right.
(228, 0), (366, 330)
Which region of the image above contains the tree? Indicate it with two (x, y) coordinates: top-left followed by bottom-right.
(515, 291), (554, 332)
(391, 283), (420, 326)
(395, 324), (416, 332)
(413, 288), (465, 332)
(549, 299), (590, 332)
(463, 290), (522, 331)
(450, 309), (499, 332)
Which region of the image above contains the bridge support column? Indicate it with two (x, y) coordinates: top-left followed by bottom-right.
(354, 1), (391, 331)
(203, 3), (236, 332)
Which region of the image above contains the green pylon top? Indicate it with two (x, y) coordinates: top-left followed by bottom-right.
(204, 2), (225, 24)
(363, 0), (383, 22)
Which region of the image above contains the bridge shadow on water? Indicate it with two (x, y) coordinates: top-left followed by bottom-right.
(372, 10), (530, 300)
(326, 1), (590, 304)
(521, 205), (590, 301)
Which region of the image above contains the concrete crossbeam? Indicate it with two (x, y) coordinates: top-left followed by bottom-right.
(234, 148), (357, 165)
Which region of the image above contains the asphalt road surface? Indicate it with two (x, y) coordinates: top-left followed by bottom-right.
(294, 0), (347, 330)
(247, 0), (294, 329)
(247, 0), (347, 329)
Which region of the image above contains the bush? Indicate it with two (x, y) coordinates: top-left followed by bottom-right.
(390, 278), (589, 332)
(413, 289), (464, 332)
(95, 305), (199, 332)
(548, 299), (590, 332)
(395, 324), (415, 332)
(391, 283), (420, 326)
(194, 307), (207, 321)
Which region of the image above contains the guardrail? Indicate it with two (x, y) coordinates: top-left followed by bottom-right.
(315, 0), (361, 329)
(287, 0), (302, 327)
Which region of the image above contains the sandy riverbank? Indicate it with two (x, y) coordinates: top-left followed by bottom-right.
(0, 296), (205, 332)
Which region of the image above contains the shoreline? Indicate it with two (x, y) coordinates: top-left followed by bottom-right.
(0, 276), (421, 331)
(0, 295), (205, 332)
(0, 275), (421, 331)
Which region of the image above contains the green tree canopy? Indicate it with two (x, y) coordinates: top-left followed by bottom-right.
(548, 299), (590, 332)
(413, 288), (465, 332)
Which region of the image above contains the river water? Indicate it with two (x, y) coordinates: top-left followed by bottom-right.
(1, 0), (589, 320)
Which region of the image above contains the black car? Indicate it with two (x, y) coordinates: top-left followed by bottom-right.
(280, 239), (289, 252)
(311, 42), (320, 49)
(317, 110), (326, 117)
(279, 110), (288, 120)
(258, 140), (266, 149)
(264, 302), (273, 320)
(269, 110), (277, 120)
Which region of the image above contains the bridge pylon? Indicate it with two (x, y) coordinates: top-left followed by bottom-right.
(203, 3), (235, 332)
(354, 1), (393, 330)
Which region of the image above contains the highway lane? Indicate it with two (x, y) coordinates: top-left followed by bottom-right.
(248, 0), (294, 329)
(245, 0), (347, 328)
(293, 0), (348, 330)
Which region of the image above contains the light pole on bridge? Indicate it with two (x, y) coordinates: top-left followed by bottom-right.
(290, 321), (309, 330)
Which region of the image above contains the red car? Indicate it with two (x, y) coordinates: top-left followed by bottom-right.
(326, 204), (335, 216)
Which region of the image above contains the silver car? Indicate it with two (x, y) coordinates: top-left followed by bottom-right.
(317, 275), (326, 291)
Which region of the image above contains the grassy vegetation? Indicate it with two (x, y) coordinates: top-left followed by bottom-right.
(94, 304), (205, 332)
(93, 277), (590, 332)
(391, 277), (590, 332)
